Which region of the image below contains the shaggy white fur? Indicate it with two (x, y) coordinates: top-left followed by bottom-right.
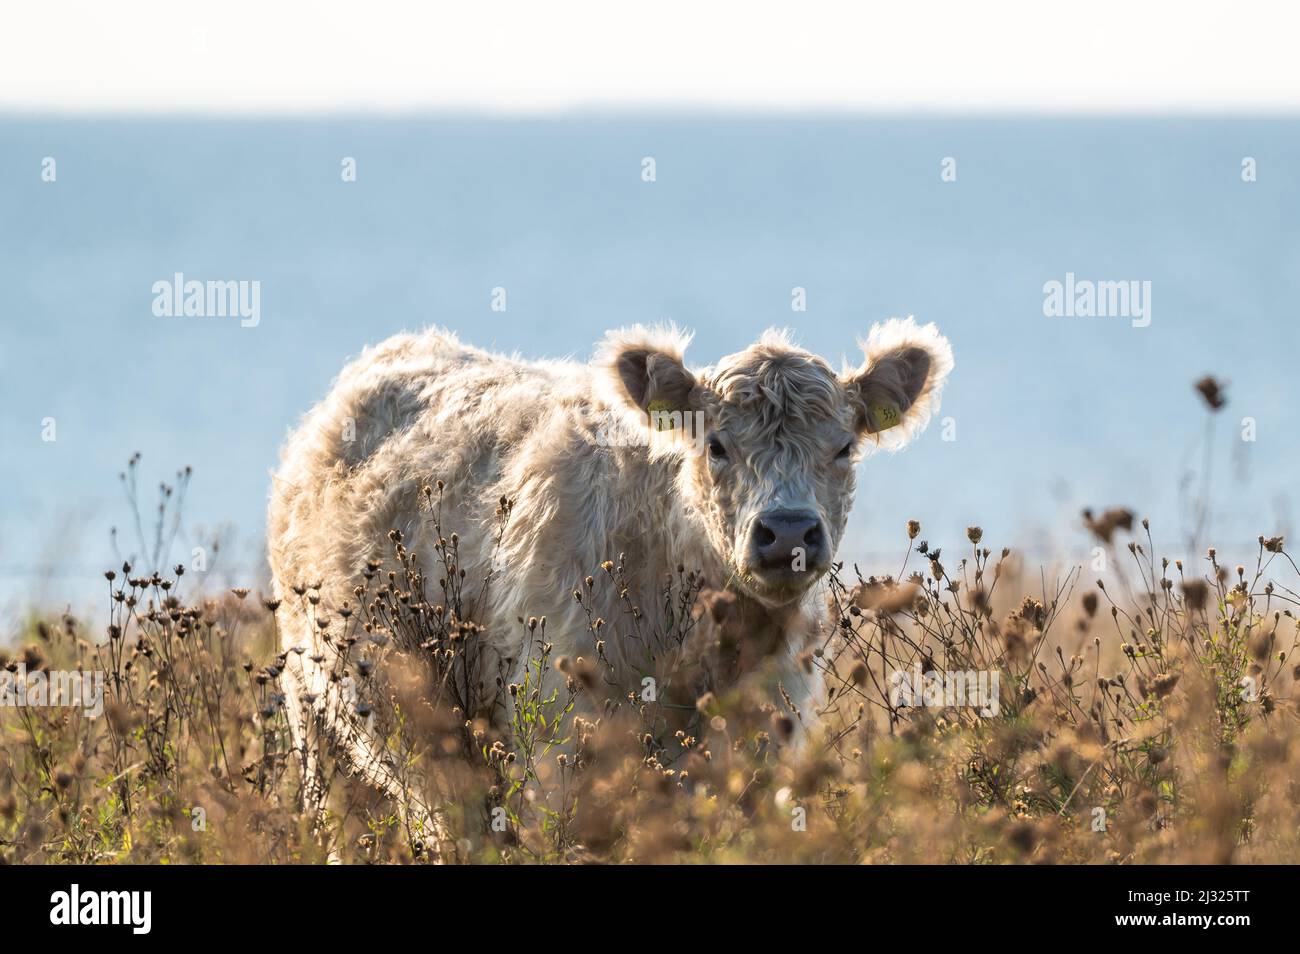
(267, 319), (952, 855)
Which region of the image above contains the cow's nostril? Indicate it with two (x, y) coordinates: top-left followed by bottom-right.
(750, 510), (824, 574)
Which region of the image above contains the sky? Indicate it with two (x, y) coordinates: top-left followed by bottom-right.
(2, 2), (1299, 114)
(3, 5), (1299, 613)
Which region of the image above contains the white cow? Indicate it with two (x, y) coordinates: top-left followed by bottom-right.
(267, 318), (952, 854)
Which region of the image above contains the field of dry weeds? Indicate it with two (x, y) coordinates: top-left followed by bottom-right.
(3, 386), (1297, 865)
(4, 527), (1297, 863)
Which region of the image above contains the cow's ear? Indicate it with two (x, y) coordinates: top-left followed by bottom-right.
(843, 317), (953, 449)
(596, 324), (699, 422)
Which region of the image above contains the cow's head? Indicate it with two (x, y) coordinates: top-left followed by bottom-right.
(598, 319), (953, 607)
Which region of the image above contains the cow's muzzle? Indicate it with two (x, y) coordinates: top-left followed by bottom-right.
(744, 508), (828, 591)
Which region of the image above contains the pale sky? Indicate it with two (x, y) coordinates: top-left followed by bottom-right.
(2, 0), (1298, 114)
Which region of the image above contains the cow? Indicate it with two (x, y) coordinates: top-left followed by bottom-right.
(267, 317), (952, 856)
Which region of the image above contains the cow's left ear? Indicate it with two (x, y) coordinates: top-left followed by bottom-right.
(596, 324), (700, 424)
(843, 317), (953, 450)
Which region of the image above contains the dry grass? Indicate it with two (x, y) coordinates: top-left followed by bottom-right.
(3, 509), (1297, 865)
(3, 389), (1297, 864)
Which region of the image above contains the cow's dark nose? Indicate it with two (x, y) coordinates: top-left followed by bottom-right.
(750, 509), (826, 573)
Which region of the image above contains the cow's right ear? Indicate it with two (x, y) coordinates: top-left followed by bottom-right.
(596, 324), (699, 423)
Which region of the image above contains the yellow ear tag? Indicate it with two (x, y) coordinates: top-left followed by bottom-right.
(646, 398), (676, 431)
(867, 403), (901, 433)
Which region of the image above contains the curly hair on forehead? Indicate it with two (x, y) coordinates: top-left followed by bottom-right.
(707, 341), (847, 440)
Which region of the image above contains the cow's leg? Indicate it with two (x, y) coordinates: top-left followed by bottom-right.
(318, 674), (458, 863)
(282, 660), (328, 827)
(277, 604), (340, 860)
(278, 603), (457, 862)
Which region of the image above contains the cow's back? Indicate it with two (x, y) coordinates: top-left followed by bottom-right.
(267, 328), (580, 605)
(265, 328), (652, 720)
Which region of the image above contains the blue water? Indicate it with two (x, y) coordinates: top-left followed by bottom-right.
(2, 115), (1298, 615)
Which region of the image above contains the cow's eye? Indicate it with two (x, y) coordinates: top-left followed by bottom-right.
(836, 442), (854, 460)
(707, 436), (728, 460)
